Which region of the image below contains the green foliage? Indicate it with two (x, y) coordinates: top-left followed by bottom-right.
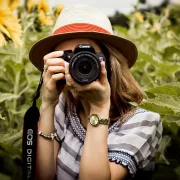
(0, 7), (56, 179)
(115, 5), (180, 179)
(0, 2), (180, 180)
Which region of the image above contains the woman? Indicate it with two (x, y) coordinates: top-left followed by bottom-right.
(29, 4), (163, 180)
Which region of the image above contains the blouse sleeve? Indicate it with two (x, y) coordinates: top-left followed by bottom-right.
(108, 108), (163, 177)
(54, 93), (67, 142)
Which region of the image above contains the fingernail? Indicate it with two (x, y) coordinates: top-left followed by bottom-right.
(56, 51), (64, 56)
(101, 61), (105, 66)
(43, 55), (48, 60)
(65, 62), (69, 67)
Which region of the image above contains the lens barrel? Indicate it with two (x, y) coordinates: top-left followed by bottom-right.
(69, 52), (101, 84)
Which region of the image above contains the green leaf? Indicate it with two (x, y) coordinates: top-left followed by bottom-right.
(139, 95), (180, 116)
(0, 142), (20, 156)
(156, 135), (171, 165)
(144, 83), (180, 96)
(0, 93), (20, 103)
(139, 52), (180, 78)
(113, 26), (128, 36)
(161, 115), (180, 136)
(0, 114), (6, 121)
(139, 100), (174, 116)
(5, 60), (24, 73)
(163, 46), (180, 62)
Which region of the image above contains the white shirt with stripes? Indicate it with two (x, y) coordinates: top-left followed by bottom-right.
(54, 94), (163, 180)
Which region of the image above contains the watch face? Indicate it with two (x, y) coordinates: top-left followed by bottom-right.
(90, 115), (99, 126)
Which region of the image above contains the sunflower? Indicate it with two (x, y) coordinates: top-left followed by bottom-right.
(9, 0), (20, 11)
(27, 0), (53, 26)
(38, 10), (53, 26)
(27, 0), (38, 13)
(28, 0), (49, 13)
(38, 0), (53, 26)
(0, 0), (20, 11)
(0, 8), (22, 47)
(135, 11), (144, 23)
(38, 0), (49, 13)
(55, 4), (64, 17)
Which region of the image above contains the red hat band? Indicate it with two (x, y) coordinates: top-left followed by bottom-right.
(53, 23), (111, 35)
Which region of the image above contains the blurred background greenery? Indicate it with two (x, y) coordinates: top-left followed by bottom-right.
(0, 0), (180, 179)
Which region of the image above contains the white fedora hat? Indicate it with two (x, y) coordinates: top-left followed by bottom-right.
(29, 4), (138, 71)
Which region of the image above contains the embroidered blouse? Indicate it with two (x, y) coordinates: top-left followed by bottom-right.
(54, 94), (163, 180)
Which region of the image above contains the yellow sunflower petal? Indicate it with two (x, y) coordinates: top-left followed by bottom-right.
(0, 0), (9, 8)
(0, 24), (11, 37)
(38, 0), (49, 13)
(0, 8), (22, 47)
(38, 10), (53, 26)
(10, 33), (22, 47)
(0, 32), (7, 47)
(0, 0), (20, 11)
(27, 0), (38, 13)
(9, 0), (20, 11)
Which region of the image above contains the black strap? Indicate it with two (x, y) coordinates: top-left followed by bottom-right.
(22, 72), (43, 180)
(32, 72), (43, 107)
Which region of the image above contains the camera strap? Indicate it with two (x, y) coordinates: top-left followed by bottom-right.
(22, 72), (43, 180)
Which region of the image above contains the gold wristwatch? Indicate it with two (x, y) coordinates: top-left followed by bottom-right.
(88, 114), (110, 127)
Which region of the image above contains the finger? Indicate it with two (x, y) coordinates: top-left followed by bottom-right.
(99, 61), (108, 84)
(65, 74), (77, 88)
(48, 73), (65, 87)
(43, 66), (65, 83)
(65, 74), (84, 91)
(64, 62), (70, 75)
(46, 58), (65, 67)
(43, 51), (64, 63)
(48, 66), (65, 74)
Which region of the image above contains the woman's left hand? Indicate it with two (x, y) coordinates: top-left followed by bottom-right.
(65, 61), (111, 110)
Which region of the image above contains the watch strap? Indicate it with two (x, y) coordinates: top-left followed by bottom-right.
(99, 118), (110, 125)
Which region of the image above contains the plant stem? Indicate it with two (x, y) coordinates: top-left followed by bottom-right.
(11, 11), (30, 128)
(13, 71), (21, 108)
(11, 71), (21, 127)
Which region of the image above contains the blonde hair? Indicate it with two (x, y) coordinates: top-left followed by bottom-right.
(63, 42), (144, 121)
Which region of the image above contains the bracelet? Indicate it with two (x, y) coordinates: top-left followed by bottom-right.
(38, 129), (61, 142)
(54, 128), (60, 143)
(38, 131), (55, 140)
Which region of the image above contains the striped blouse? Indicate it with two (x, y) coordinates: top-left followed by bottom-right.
(54, 93), (163, 180)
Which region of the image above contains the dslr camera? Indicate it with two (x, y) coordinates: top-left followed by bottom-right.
(58, 44), (108, 85)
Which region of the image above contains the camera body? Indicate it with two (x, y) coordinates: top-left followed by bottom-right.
(58, 44), (107, 85)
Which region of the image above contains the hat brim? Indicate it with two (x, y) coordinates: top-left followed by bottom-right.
(29, 32), (138, 71)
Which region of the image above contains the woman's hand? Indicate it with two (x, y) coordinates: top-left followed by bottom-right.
(42, 51), (65, 107)
(65, 61), (111, 110)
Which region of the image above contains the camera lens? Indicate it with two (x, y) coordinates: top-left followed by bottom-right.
(78, 58), (92, 75)
(69, 52), (100, 84)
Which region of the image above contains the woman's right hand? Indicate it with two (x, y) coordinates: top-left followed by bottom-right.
(42, 51), (65, 107)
